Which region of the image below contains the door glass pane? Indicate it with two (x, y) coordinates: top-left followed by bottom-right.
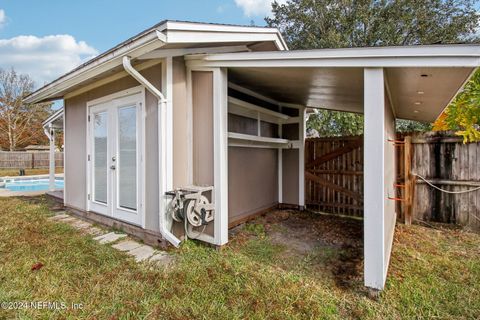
(118, 106), (137, 210)
(94, 112), (108, 204)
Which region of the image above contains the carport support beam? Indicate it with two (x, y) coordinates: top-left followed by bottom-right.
(364, 68), (387, 291)
(298, 106), (306, 209)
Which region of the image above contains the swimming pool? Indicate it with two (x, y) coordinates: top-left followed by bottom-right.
(2, 177), (64, 192)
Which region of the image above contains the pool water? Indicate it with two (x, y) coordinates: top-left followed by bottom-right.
(3, 178), (64, 192)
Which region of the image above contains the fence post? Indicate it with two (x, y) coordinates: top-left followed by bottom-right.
(31, 153), (35, 169)
(404, 136), (413, 225)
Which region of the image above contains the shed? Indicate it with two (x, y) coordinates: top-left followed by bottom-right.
(26, 20), (480, 290)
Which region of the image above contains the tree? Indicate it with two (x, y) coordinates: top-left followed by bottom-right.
(0, 68), (52, 151)
(307, 109), (364, 137)
(433, 69), (480, 142)
(266, 0), (479, 136)
(267, 0), (478, 50)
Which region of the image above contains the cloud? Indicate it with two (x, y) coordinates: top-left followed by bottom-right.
(0, 34), (98, 87)
(0, 9), (6, 28)
(234, 0), (287, 17)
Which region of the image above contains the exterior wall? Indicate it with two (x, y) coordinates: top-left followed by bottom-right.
(64, 64), (162, 232)
(228, 147), (278, 224)
(172, 57), (189, 188)
(282, 149), (299, 205)
(383, 93), (396, 271)
(192, 71), (214, 186)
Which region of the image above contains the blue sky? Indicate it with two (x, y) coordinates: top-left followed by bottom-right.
(0, 0), (282, 88)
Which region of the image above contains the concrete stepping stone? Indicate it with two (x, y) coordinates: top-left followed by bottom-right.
(112, 240), (142, 252)
(94, 232), (127, 244)
(127, 245), (156, 262)
(49, 214), (70, 221)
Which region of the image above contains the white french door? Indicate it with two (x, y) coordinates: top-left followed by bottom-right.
(88, 92), (143, 226)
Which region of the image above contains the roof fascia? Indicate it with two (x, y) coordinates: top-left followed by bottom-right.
(24, 29), (167, 104)
(164, 21), (287, 50)
(185, 45), (480, 68)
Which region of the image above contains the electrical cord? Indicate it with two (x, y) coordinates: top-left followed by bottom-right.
(413, 173), (480, 194)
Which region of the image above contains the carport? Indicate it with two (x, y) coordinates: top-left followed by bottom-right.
(185, 44), (479, 290)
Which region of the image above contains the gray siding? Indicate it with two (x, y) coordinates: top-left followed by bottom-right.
(64, 64), (162, 232)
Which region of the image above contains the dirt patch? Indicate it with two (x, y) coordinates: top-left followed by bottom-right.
(237, 209), (364, 289)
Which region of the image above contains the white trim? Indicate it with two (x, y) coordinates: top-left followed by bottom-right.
(213, 68), (229, 246)
(43, 108), (64, 127)
(298, 107), (306, 208)
(87, 86), (144, 107)
(111, 94), (144, 225)
(24, 31), (166, 104)
(165, 31), (285, 51)
(138, 45), (250, 60)
(25, 21), (287, 104)
(186, 66), (194, 185)
(164, 20), (283, 35)
(163, 57), (174, 191)
(228, 132), (289, 144)
(185, 44), (480, 68)
(363, 67), (386, 290)
(85, 86), (146, 227)
(278, 119), (283, 204)
(63, 104), (67, 206)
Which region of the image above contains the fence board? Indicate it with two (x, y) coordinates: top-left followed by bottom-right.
(306, 132), (480, 230)
(305, 136), (364, 217)
(0, 151), (63, 169)
(397, 131), (480, 230)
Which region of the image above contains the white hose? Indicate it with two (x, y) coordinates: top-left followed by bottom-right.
(413, 173), (480, 194)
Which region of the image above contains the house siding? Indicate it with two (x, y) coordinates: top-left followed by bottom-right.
(64, 64), (162, 232)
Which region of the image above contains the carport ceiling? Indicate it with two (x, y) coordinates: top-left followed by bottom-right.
(228, 66), (473, 122)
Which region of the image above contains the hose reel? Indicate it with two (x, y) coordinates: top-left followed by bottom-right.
(165, 186), (215, 240)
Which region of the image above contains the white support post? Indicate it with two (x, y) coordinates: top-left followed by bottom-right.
(213, 67), (229, 246)
(364, 67), (386, 290)
(278, 122), (283, 204)
(48, 125), (56, 191)
(298, 106), (306, 209)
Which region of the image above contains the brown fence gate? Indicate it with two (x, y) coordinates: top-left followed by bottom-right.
(305, 136), (364, 217)
(305, 132), (480, 231)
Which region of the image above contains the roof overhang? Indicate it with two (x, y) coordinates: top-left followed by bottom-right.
(186, 45), (480, 122)
(24, 20), (287, 104)
(43, 108), (64, 130)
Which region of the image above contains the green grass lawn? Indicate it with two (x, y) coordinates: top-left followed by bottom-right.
(0, 196), (479, 319)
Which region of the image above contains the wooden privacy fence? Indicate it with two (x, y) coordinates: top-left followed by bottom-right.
(305, 132), (480, 231)
(0, 151), (64, 169)
(397, 131), (480, 230)
(305, 136), (364, 217)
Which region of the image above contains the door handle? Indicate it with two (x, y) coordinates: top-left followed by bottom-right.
(110, 165), (116, 170)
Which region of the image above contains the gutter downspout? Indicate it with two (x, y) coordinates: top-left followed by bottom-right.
(122, 56), (181, 247)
